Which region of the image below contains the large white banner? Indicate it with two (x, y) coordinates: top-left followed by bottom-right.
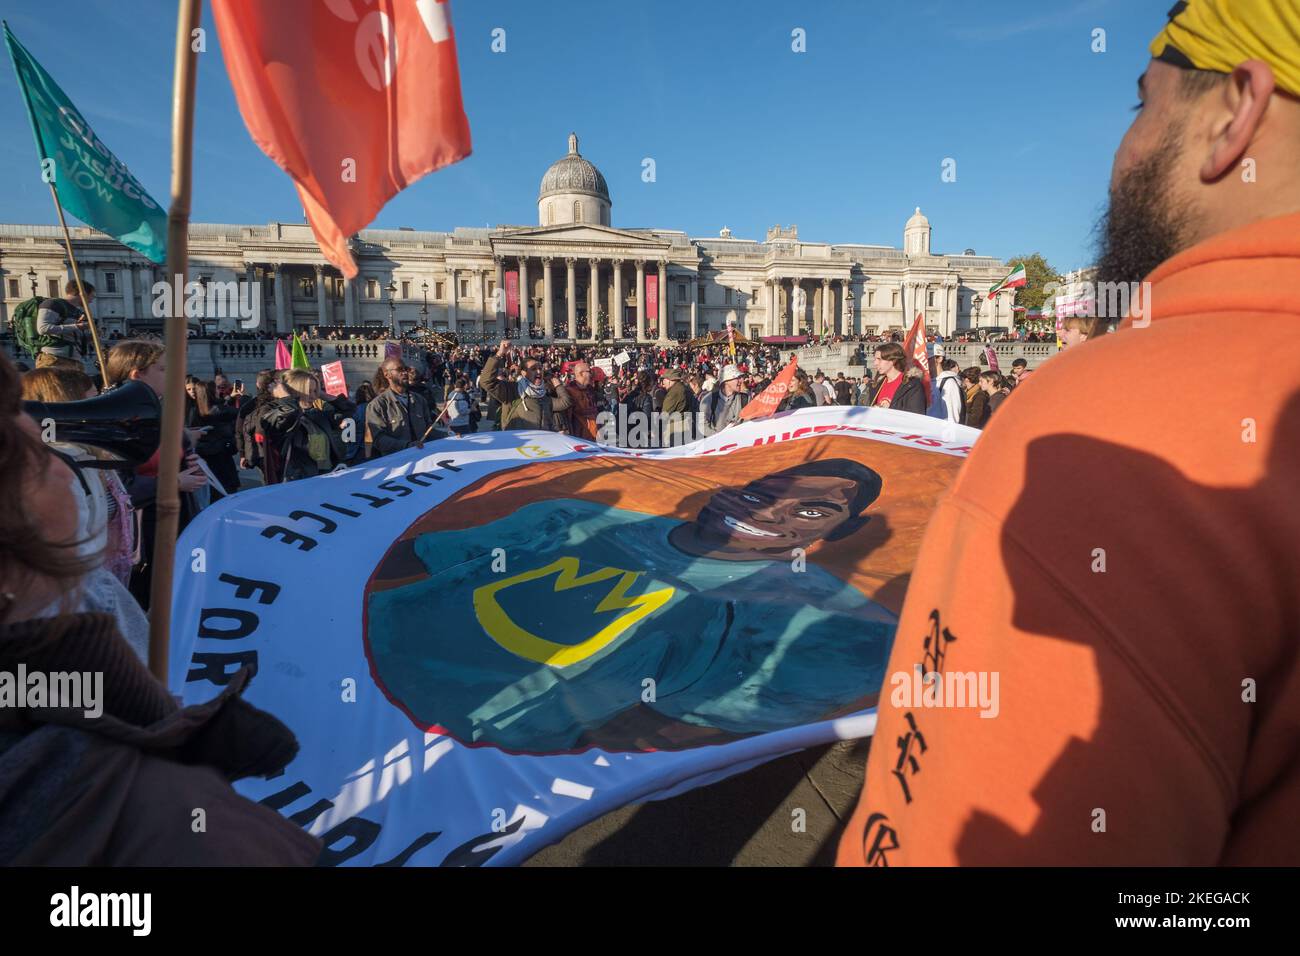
(170, 406), (978, 865)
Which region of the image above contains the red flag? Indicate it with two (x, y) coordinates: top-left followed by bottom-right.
(901, 313), (931, 396)
(740, 355), (798, 421)
(212, 0), (472, 277)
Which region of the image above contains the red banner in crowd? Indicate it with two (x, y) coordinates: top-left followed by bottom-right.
(901, 313), (931, 396)
(740, 355), (799, 421)
(212, 0), (472, 277)
(321, 360), (348, 397)
(645, 274), (658, 334)
(506, 270), (519, 319)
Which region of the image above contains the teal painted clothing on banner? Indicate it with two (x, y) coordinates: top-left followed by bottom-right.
(368, 499), (896, 752)
(5, 22), (166, 263)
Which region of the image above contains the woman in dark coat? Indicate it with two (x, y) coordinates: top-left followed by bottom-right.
(259, 369), (348, 482)
(185, 377), (240, 499)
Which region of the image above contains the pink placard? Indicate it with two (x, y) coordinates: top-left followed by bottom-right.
(321, 360), (348, 397)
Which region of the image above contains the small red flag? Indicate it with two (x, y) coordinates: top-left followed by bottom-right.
(212, 0), (472, 277)
(740, 355), (798, 421)
(901, 313), (932, 396)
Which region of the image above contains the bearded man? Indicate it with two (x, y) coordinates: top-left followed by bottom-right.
(840, 0), (1300, 866)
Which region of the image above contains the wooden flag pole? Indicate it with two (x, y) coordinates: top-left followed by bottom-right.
(46, 183), (108, 387)
(147, 0), (202, 683)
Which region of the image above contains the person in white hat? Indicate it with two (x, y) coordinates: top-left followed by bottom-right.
(700, 364), (748, 437)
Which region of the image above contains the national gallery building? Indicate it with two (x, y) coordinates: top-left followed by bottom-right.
(1, 133), (1016, 343)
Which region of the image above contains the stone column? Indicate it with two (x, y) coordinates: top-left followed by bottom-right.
(635, 259), (646, 341)
(343, 275), (356, 330)
(314, 265), (327, 328)
(478, 269), (489, 336)
(791, 278), (803, 336)
(942, 282), (952, 336)
(657, 260), (668, 342)
(565, 257), (577, 339)
(121, 262), (136, 321)
(495, 259), (505, 333)
(690, 295), (698, 339)
(541, 257), (554, 339)
(517, 257), (529, 334)
(611, 259), (624, 339)
(821, 278), (831, 337)
(589, 258), (599, 339)
(138, 265), (154, 321)
(840, 278), (851, 335)
(448, 268), (458, 329)
(273, 264), (288, 333)
(769, 278), (779, 337)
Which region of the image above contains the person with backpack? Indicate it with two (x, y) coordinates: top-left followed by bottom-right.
(444, 375), (474, 436)
(260, 370), (349, 481)
(9, 280), (93, 369)
(932, 357), (966, 424)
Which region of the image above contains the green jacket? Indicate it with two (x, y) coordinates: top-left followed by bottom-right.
(478, 354), (571, 431)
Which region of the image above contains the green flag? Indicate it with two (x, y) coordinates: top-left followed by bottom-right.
(4, 21), (167, 263)
(291, 332), (310, 370)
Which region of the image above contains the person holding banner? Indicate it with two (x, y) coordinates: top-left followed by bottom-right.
(0, 351), (321, 866)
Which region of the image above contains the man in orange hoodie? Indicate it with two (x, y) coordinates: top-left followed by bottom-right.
(839, 0), (1300, 866)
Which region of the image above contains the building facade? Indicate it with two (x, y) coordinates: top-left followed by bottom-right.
(1, 133), (1018, 343)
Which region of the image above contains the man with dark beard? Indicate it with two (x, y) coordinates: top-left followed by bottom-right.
(840, 0), (1300, 866)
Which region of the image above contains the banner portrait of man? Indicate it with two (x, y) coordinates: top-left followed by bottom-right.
(364, 436), (960, 754)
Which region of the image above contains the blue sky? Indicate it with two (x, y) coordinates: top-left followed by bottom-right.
(1, 0), (1168, 272)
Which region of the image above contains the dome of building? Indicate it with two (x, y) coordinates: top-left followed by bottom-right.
(538, 133), (611, 226)
(539, 133), (609, 202)
(904, 206), (932, 256)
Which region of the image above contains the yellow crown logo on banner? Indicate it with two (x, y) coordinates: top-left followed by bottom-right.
(473, 558), (675, 667)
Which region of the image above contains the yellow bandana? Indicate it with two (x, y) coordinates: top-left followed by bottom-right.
(1150, 0), (1300, 97)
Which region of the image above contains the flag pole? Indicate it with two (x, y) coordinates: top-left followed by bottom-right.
(147, 0), (202, 683)
(46, 183), (108, 387)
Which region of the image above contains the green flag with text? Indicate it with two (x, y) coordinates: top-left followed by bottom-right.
(4, 21), (166, 263)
